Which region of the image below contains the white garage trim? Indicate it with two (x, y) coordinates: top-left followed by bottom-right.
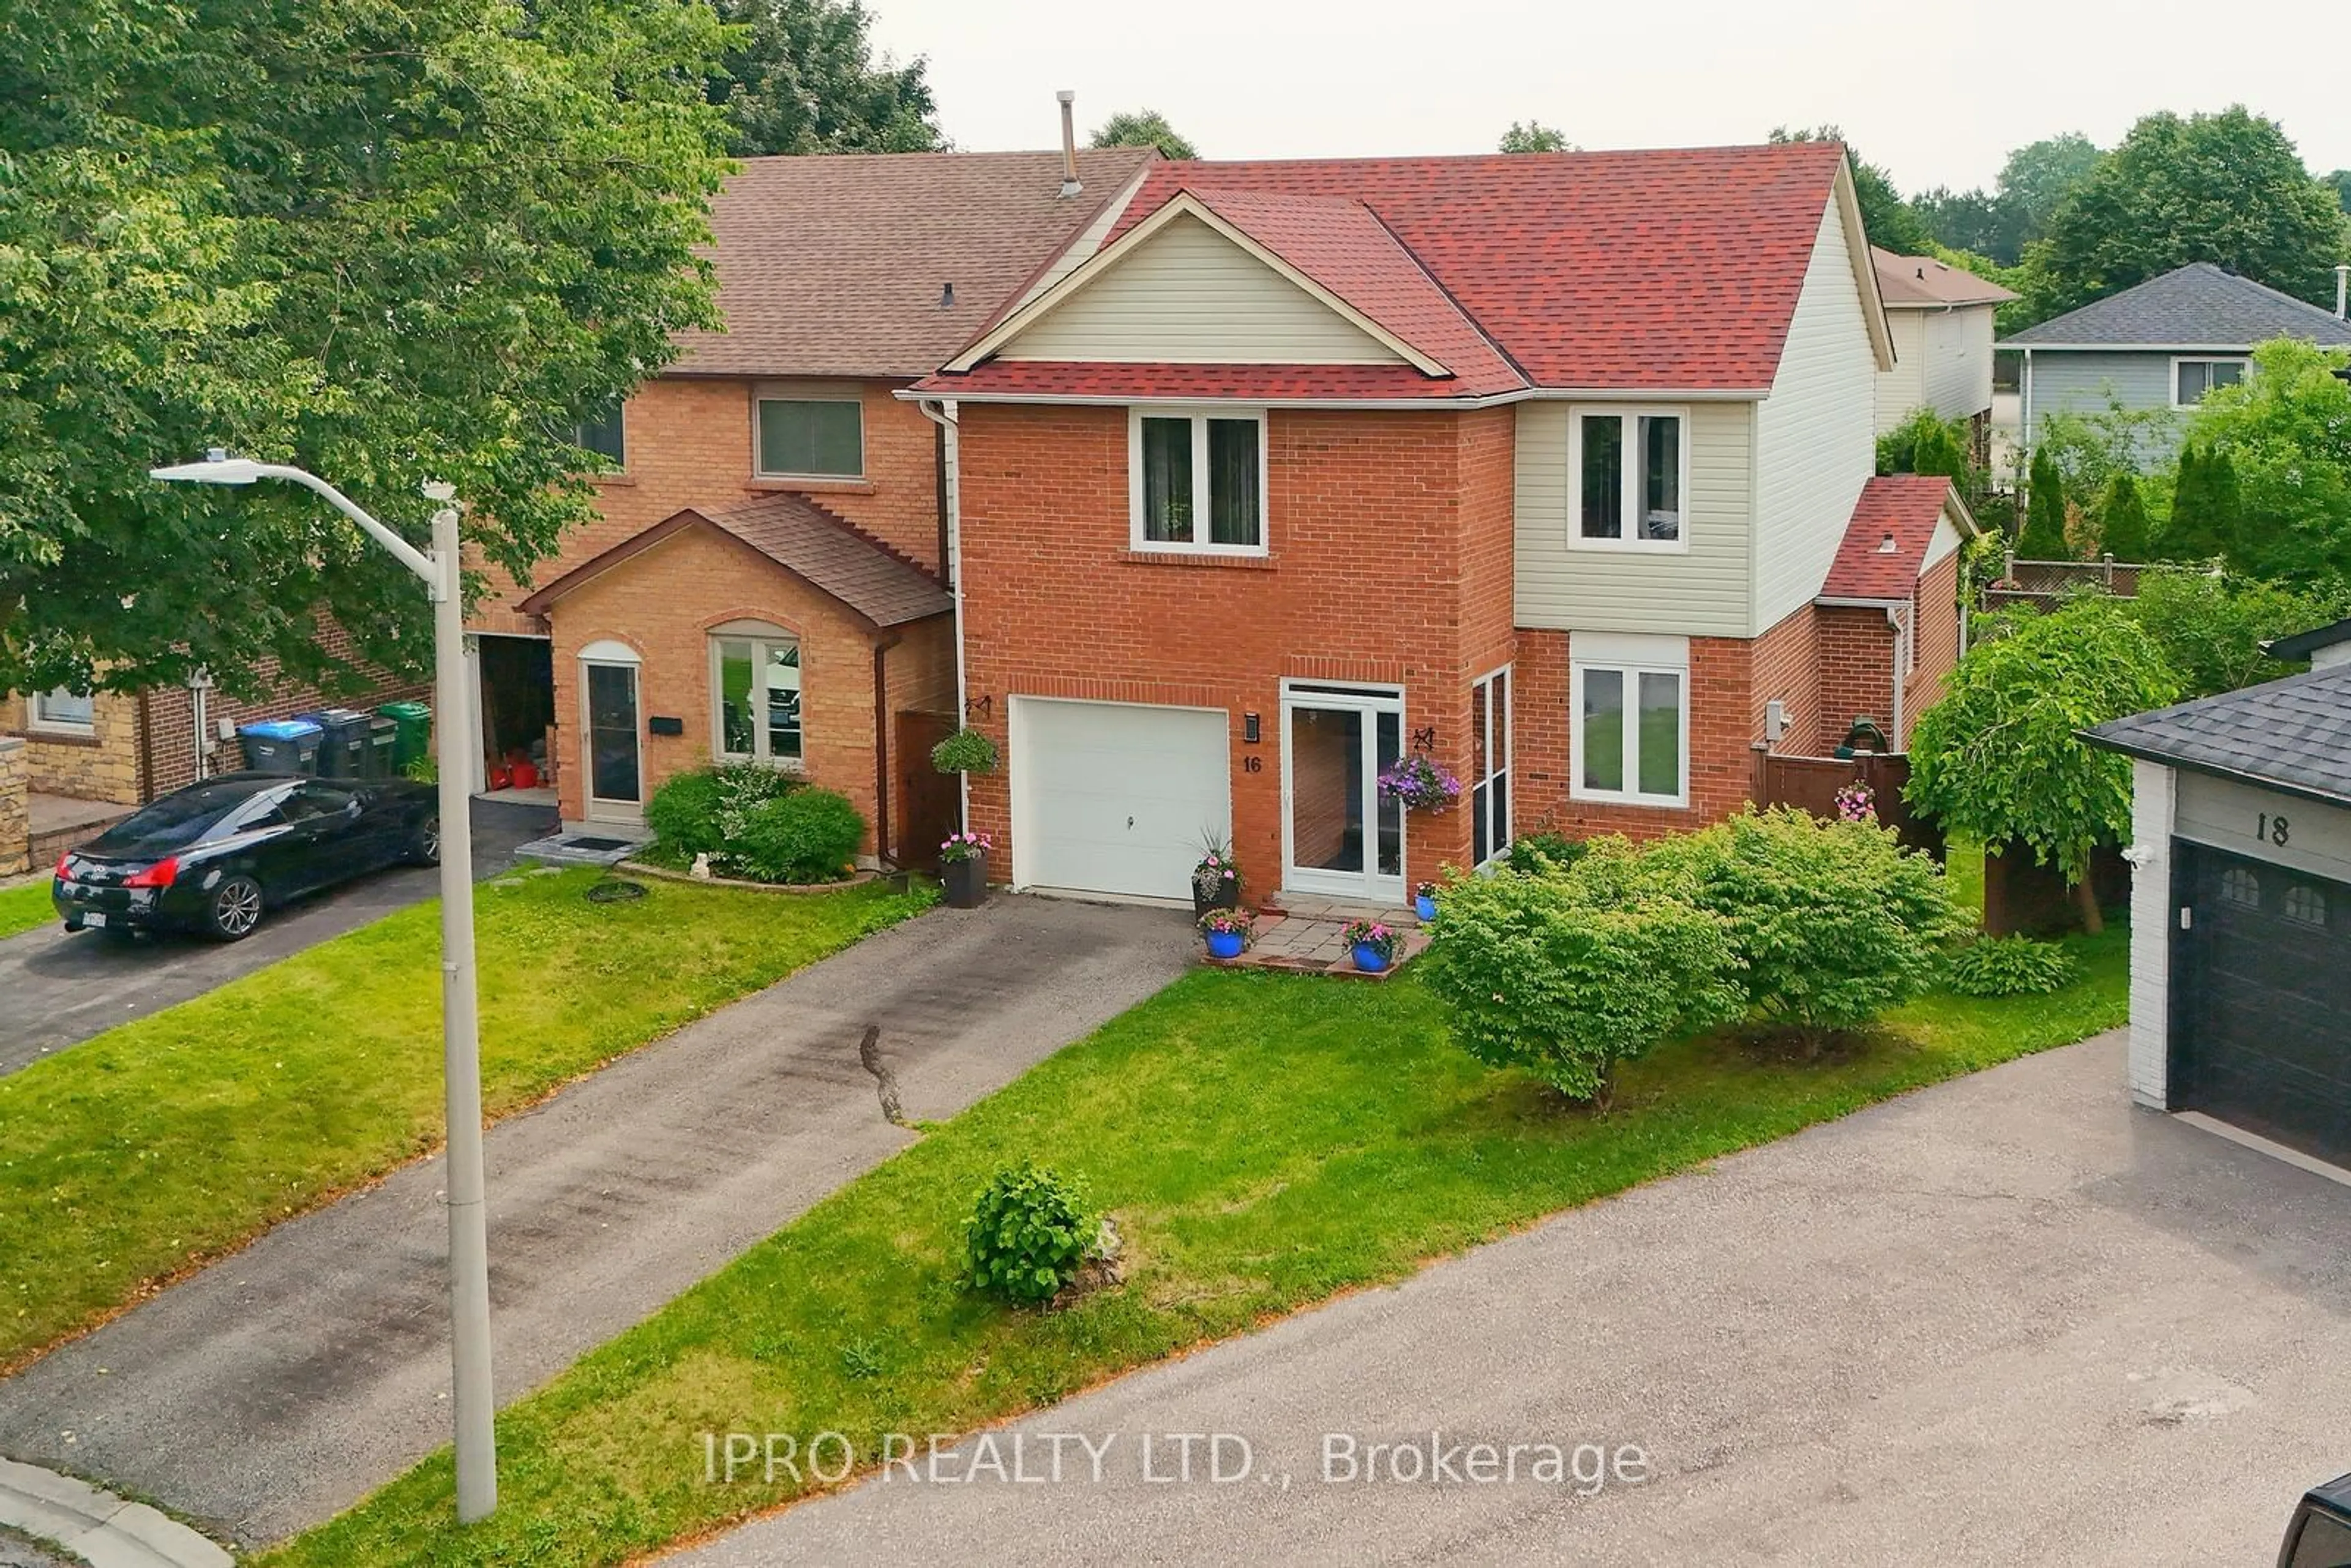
(1009, 696), (1232, 902)
(2126, 758), (2175, 1110)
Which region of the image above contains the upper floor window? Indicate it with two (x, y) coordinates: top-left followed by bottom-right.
(2173, 358), (2248, 408)
(757, 394), (864, 479)
(1130, 408), (1265, 555)
(711, 623), (803, 765)
(575, 405), (626, 468)
(32, 688), (94, 731)
(1570, 408), (1686, 549)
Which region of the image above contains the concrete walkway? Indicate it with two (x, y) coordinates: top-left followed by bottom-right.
(683, 1032), (2351, 1567)
(0, 893), (1194, 1548)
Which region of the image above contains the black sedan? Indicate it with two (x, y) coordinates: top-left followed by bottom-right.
(53, 773), (440, 942)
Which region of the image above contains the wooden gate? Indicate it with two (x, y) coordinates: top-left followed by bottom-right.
(895, 710), (961, 873)
(1751, 749), (1944, 861)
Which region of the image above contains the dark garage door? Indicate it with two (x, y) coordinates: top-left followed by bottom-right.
(2173, 842), (2351, 1165)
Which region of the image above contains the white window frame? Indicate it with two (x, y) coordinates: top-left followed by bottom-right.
(2170, 356), (2250, 410)
(1567, 405), (1692, 554)
(1127, 406), (1270, 558)
(754, 386), (866, 481)
(1569, 634), (1690, 809)
(708, 625), (805, 768)
(29, 687), (95, 734)
(1470, 665), (1512, 866)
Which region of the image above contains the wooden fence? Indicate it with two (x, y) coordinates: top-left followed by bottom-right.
(1750, 748), (1944, 861)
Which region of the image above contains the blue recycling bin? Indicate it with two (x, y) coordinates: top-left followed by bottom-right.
(239, 718), (323, 775)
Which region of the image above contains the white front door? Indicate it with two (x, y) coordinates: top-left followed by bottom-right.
(580, 657), (643, 822)
(1012, 697), (1231, 900)
(1281, 682), (1405, 902)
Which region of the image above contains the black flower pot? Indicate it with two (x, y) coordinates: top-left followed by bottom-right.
(943, 852), (988, 909)
(1191, 876), (1240, 920)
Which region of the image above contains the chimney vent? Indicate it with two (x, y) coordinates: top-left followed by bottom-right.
(2336, 263), (2348, 321)
(1057, 91), (1081, 198)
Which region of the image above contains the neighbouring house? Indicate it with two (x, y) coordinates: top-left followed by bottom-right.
(478, 141), (1160, 865)
(2085, 620), (2351, 1172)
(909, 141), (1962, 906)
(2003, 262), (2351, 467)
(1870, 247), (2015, 451)
(1815, 475), (1976, 754)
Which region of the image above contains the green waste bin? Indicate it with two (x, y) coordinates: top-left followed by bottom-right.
(377, 700), (432, 773)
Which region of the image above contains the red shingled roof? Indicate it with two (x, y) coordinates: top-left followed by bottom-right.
(916, 360), (1491, 403)
(921, 142), (1848, 402)
(1820, 475), (1959, 601)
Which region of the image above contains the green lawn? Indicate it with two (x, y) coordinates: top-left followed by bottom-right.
(269, 923), (2128, 1567)
(0, 869), (933, 1369)
(0, 877), (54, 940)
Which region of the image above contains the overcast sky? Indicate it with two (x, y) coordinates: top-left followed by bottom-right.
(866, 0), (2349, 197)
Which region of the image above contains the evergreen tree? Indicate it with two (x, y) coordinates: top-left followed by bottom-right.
(2208, 450), (2249, 572)
(2019, 448), (2071, 558)
(2163, 444), (2241, 565)
(2098, 471), (2151, 561)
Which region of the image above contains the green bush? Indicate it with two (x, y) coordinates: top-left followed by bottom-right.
(713, 760), (801, 840)
(1505, 829), (1587, 876)
(1422, 842), (1746, 1106)
(1946, 936), (2082, 997)
(722, 787), (866, 884)
(930, 726), (999, 775)
(1641, 808), (1970, 1040)
(646, 768), (726, 857)
(963, 1164), (1100, 1306)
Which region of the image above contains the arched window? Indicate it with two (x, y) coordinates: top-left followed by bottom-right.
(2284, 884), (2327, 926)
(2220, 866), (2260, 907)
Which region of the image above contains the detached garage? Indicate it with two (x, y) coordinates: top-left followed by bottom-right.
(1009, 697), (1231, 901)
(2087, 656), (2351, 1171)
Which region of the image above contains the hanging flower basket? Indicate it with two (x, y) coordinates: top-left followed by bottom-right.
(1834, 781), (1878, 823)
(1376, 754), (1461, 813)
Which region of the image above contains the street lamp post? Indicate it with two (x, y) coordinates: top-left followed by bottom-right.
(149, 451), (497, 1522)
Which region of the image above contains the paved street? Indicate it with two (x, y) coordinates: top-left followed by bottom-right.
(0, 797), (553, 1075)
(686, 1031), (2351, 1568)
(0, 894), (1194, 1549)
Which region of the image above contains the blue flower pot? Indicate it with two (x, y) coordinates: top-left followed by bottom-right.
(1414, 893), (1438, 921)
(1204, 929), (1245, 961)
(1352, 942), (1392, 973)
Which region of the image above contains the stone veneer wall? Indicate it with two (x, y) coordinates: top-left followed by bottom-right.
(0, 736), (29, 876)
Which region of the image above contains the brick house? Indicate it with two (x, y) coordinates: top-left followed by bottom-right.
(481, 144), (1157, 863)
(906, 143), (1974, 904)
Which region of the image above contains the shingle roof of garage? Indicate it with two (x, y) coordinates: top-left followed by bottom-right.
(2082, 663), (2351, 807)
(2001, 263), (2351, 349)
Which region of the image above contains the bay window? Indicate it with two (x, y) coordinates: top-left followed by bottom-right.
(1130, 408), (1265, 553)
(1571, 407), (1686, 547)
(711, 625), (803, 765)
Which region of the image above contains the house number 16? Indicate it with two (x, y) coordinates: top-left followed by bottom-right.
(2257, 812), (2290, 846)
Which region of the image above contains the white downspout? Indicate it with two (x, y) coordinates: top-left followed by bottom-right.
(915, 397), (967, 828)
(1886, 604), (1910, 747)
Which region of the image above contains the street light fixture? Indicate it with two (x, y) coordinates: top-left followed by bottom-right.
(149, 449), (498, 1523)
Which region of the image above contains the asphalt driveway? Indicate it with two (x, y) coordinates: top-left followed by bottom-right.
(687, 1030), (2351, 1568)
(0, 796), (554, 1075)
(0, 893), (1194, 1548)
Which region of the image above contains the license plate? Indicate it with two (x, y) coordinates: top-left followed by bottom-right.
(83, 912), (107, 928)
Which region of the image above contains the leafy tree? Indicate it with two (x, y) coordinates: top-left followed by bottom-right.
(2033, 400), (2178, 515)
(1915, 133), (2099, 266)
(1422, 843), (1744, 1108)
(2023, 107), (2349, 320)
(2128, 570), (2344, 698)
(1913, 186), (2006, 259)
(1907, 599), (2180, 930)
(2178, 337), (2351, 585)
(2019, 448), (2071, 557)
(2096, 471), (2151, 561)
(1768, 125), (1933, 253)
(1641, 811), (1968, 1044)
(707, 0), (943, 156)
(1090, 109), (1196, 160)
(1499, 121), (1576, 154)
(2325, 169), (2351, 214)
(1, 0), (734, 701)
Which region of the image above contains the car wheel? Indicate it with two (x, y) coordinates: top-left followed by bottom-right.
(408, 815), (441, 867)
(203, 875), (266, 942)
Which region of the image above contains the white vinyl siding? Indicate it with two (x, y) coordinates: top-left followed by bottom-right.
(998, 214), (1407, 366)
(2126, 759), (2175, 1109)
(1922, 304), (1996, 421)
(2174, 773), (2351, 887)
(2021, 351), (2184, 468)
(1873, 312), (1927, 432)
(1752, 195), (1880, 633)
(1514, 399), (1752, 637)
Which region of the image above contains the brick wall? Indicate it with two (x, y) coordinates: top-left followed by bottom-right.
(1750, 602), (1824, 751)
(0, 736), (27, 876)
(956, 403), (1510, 893)
(1, 690), (142, 805)
(1816, 606), (1895, 754)
(141, 623), (430, 798)
(543, 520), (931, 857)
(1908, 549), (1962, 734)
(473, 375), (945, 637)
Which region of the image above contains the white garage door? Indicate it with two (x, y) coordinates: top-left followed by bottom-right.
(1013, 699), (1231, 900)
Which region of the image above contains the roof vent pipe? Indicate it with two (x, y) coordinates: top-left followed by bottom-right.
(1057, 91), (1081, 198)
(2336, 263), (2347, 321)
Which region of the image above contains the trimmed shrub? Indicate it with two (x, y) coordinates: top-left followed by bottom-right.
(712, 760), (801, 841)
(645, 768), (726, 858)
(722, 787), (866, 884)
(1505, 829), (1587, 877)
(1947, 936), (2082, 997)
(1641, 808), (1971, 1040)
(964, 1165), (1100, 1306)
(1423, 844), (1746, 1107)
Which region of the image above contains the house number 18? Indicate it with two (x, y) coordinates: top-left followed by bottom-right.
(2257, 812), (2290, 846)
